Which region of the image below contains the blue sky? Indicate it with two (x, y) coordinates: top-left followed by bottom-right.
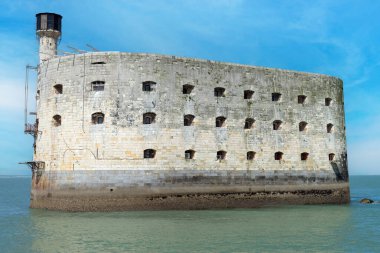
(0, 0), (379, 175)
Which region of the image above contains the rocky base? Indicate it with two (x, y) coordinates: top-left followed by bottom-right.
(30, 187), (350, 212)
(30, 169), (350, 211)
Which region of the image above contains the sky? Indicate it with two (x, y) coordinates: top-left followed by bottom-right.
(0, 0), (379, 175)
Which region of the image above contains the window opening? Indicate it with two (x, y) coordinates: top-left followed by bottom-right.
(183, 84), (194, 94)
(298, 95), (306, 104)
(54, 84), (63, 94)
(91, 61), (106, 65)
(144, 149), (156, 159)
(244, 90), (254, 99)
(329, 153), (335, 161)
(52, 115), (61, 127)
(143, 112), (156, 124)
(327, 123), (334, 133)
(216, 116), (226, 127)
(214, 87), (225, 97)
(92, 112), (104, 124)
(185, 150), (195, 159)
(217, 150), (226, 160)
(273, 120), (282, 130)
(325, 98), (332, 106)
(91, 81), (105, 91)
(299, 121), (308, 132)
(247, 151), (256, 160)
(275, 152), (283, 160)
(272, 93), (281, 102)
(184, 114), (195, 126)
(142, 81), (156, 92)
(244, 118), (255, 129)
(301, 152), (309, 161)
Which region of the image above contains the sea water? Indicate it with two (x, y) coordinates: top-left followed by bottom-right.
(0, 176), (379, 253)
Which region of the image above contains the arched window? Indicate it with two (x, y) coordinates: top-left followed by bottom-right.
(142, 81), (156, 92)
(92, 112), (104, 124)
(184, 114), (195, 126)
(217, 150), (226, 160)
(183, 84), (194, 94)
(144, 149), (156, 159)
(273, 120), (282, 130)
(244, 90), (254, 99)
(327, 123), (334, 133)
(91, 81), (105, 91)
(214, 87), (225, 97)
(275, 152), (283, 160)
(143, 112), (156, 124)
(52, 115), (61, 127)
(247, 151), (256, 160)
(301, 152), (309, 161)
(325, 98), (332, 106)
(185, 150), (195, 159)
(54, 84), (63, 94)
(244, 118), (255, 129)
(329, 153), (335, 161)
(299, 121), (308, 132)
(272, 93), (281, 102)
(298, 95), (306, 104)
(216, 116), (226, 127)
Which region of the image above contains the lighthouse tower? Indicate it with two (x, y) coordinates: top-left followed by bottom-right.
(36, 13), (62, 63)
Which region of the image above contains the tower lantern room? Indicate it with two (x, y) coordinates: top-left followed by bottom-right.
(36, 13), (62, 63)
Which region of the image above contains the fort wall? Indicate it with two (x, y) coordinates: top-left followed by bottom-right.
(31, 52), (349, 211)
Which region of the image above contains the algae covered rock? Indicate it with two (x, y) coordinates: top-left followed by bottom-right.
(360, 198), (374, 204)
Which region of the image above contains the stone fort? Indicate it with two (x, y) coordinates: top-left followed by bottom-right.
(26, 13), (349, 211)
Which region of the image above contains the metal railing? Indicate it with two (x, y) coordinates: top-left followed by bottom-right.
(24, 123), (37, 135)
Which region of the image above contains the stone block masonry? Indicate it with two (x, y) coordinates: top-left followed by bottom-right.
(31, 52), (349, 211)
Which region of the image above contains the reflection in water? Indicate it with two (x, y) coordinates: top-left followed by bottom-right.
(30, 206), (352, 253)
(2, 176), (380, 253)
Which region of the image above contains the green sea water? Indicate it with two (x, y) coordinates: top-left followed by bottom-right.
(0, 176), (379, 253)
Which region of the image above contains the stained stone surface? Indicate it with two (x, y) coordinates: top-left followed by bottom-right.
(31, 52), (349, 211)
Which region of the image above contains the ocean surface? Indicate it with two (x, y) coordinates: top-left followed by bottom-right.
(0, 176), (379, 253)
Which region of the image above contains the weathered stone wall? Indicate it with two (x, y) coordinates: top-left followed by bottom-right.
(32, 52), (349, 210)
(35, 52), (347, 174)
(30, 169), (349, 211)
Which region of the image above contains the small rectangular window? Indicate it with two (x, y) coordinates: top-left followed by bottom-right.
(54, 84), (63, 94)
(144, 149), (156, 159)
(301, 152), (309, 161)
(244, 90), (254, 99)
(214, 87), (225, 97)
(185, 150), (195, 159)
(216, 117), (226, 127)
(142, 81), (156, 92)
(273, 120), (282, 130)
(92, 81), (105, 91)
(247, 151), (255, 160)
(298, 95), (306, 104)
(272, 93), (281, 102)
(217, 151), (226, 160)
(275, 152), (283, 160)
(183, 84), (194, 94)
(91, 61), (106, 65)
